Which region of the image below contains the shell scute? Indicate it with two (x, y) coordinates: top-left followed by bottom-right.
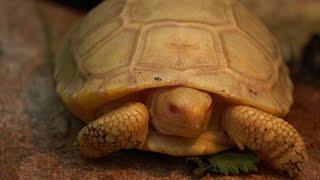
(82, 29), (139, 75)
(232, 4), (279, 59)
(137, 25), (221, 71)
(129, 0), (229, 25)
(220, 31), (273, 80)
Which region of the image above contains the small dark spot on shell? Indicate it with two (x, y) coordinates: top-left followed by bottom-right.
(249, 89), (258, 95)
(154, 76), (162, 81)
(221, 90), (226, 92)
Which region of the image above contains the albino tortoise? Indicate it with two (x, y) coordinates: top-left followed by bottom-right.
(54, 0), (307, 177)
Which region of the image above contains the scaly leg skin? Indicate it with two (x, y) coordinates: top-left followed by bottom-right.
(222, 106), (308, 177)
(76, 102), (149, 158)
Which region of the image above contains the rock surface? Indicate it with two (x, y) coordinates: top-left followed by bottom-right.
(0, 0), (319, 179)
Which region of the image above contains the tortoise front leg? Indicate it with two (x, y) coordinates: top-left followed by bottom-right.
(76, 102), (149, 158)
(222, 106), (308, 177)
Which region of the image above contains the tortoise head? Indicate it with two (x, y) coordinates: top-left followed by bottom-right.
(148, 87), (213, 138)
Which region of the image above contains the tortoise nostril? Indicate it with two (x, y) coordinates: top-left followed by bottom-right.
(169, 104), (180, 114)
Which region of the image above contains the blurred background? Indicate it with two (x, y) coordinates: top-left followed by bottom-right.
(0, 0), (319, 179)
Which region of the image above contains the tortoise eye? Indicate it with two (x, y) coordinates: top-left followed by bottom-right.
(168, 104), (180, 115)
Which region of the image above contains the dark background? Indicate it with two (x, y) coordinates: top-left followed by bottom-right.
(50, 0), (102, 11)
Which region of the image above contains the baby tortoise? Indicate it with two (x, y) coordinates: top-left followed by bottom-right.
(54, 0), (307, 177)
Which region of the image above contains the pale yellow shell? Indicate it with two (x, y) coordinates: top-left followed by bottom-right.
(54, 0), (293, 121)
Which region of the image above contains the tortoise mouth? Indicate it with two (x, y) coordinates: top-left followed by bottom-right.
(149, 120), (207, 139)
(141, 128), (233, 156)
(148, 120), (232, 145)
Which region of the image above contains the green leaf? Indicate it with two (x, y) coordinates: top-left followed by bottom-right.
(187, 150), (260, 176)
